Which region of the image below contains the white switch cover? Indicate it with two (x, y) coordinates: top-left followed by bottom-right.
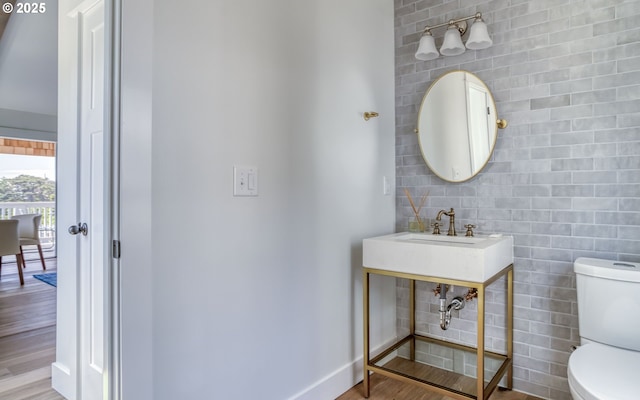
(383, 176), (392, 196)
(234, 165), (258, 196)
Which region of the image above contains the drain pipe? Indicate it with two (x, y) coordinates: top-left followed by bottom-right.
(440, 296), (465, 330)
(439, 285), (448, 330)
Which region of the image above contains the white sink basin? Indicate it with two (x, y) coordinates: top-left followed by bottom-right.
(363, 232), (513, 283)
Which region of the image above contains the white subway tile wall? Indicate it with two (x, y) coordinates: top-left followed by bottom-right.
(394, 0), (640, 398)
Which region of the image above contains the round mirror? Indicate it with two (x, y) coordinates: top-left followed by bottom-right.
(417, 70), (505, 182)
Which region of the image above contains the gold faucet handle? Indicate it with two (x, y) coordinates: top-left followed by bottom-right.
(464, 224), (476, 237)
(431, 222), (441, 235)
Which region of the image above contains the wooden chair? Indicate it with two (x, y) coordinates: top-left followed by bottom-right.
(11, 214), (46, 270)
(0, 220), (25, 285)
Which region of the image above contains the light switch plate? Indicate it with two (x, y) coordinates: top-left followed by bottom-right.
(233, 165), (258, 196)
(383, 176), (392, 196)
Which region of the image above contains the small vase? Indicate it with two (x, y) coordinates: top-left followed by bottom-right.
(408, 216), (425, 232)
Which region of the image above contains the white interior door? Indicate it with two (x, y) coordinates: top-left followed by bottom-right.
(78, 2), (106, 398)
(54, 0), (108, 399)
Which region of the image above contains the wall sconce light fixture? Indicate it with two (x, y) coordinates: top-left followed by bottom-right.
(415, 12), (492, 61)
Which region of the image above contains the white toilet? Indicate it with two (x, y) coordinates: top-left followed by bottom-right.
(568, 257), (640, 400)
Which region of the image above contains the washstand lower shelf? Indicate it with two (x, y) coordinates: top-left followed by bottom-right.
(369, 334), (512, 399)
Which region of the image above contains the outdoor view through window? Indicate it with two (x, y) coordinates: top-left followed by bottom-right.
(0, 153), (55, 201)
(0, 152), (56, 251)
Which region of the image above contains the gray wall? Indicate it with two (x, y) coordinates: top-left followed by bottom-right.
(395, 0), (640, 398)
(147, 1), (396, 399)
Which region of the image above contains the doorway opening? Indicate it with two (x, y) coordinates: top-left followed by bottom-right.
(0, 137), (61, 398)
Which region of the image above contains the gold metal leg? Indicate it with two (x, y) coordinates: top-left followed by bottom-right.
(410, 279), (416, 361)
(477, 285), (485, 400)
(361, 265), (513, 399)
(363, 270), (370, 398)
(507, 267), (514, 389)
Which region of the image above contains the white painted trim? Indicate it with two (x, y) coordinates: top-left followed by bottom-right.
(51, 363), (73, 400)
(117, 0), (153, 397)
(54, 0), (82, 397)
(287, 337), (397, 400)
(106, 0), (122, 398)
(56, 0), (115, 398)
(66, 0), (102, 17)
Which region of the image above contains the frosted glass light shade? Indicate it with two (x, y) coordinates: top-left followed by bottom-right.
(415, 33), (439, 61)
(466, 19), (492, 50)
(440, 26), (465, 56)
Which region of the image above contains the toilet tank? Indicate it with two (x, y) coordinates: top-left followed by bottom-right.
(574, 257), (640, 351)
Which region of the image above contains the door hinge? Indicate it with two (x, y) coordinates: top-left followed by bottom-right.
(112, 240), (121, 259)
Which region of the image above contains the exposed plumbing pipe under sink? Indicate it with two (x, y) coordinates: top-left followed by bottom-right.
(439, 285), (448, 329)
(440, 295), (465, 330)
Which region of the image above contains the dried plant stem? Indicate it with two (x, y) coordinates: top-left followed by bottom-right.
(404, 188), (426, 231)
(418, 190), (429, 212)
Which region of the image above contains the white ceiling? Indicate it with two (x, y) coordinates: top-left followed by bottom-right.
(0, 0), (57, 116)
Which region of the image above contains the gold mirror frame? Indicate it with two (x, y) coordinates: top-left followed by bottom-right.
(416, 70), (507, 183)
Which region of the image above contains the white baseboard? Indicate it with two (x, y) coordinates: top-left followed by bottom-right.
(288, 337), (397, 400)
(52, 362), (74, 400)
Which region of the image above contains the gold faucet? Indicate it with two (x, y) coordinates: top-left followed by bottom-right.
(436, 208), (456, 236)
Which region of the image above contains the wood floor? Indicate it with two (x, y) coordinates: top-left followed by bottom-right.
(337, 373), (543, 400)
(337, 358), (543, 400)
(0, 254), (64, 400)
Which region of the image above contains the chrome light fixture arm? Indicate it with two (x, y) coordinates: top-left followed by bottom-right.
(419, 12), (483, 37)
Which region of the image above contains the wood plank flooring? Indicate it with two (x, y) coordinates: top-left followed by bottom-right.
(0, 255), (64, 400)
(337, 357), (543, 400)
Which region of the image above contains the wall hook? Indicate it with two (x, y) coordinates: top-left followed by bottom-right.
(363, 111), (379, 121)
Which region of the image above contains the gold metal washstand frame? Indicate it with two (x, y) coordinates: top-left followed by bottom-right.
(362, 264), (514, 399)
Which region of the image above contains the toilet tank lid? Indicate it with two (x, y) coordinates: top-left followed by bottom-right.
(574, 257), (640, 282)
